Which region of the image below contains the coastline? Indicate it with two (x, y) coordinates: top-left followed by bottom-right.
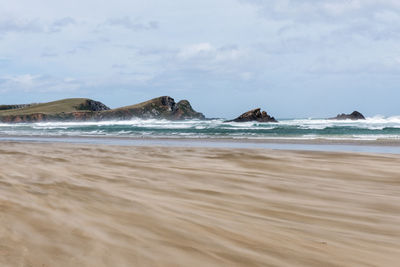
(1, 142), (400, 266)
(1, 134), (400, 154)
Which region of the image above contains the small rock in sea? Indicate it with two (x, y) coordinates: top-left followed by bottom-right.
(226, 108), (277, 123)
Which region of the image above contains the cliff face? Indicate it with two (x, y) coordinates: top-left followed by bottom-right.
(0, 96), (205, 123)
(0, 112), (97, 123)
(76, 99), (110, 112)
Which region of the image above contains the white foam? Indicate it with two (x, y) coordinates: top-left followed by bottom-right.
(1, 116), (400, 140)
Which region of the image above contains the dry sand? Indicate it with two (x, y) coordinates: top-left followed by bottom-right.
(1, 142), (400, 266)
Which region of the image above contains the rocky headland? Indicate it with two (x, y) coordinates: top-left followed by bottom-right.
(98, 96), (205, 121)
(0, 96), (205, 123)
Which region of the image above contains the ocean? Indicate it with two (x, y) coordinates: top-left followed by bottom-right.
(1, 116), (400, 141)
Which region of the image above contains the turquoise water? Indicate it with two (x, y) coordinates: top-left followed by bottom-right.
(1, 117), (400, 141)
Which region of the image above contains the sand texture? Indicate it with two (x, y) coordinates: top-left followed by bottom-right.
(1, 142), (400, 266)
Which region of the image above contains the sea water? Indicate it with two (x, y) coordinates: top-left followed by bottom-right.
(1, 116), (400, 141)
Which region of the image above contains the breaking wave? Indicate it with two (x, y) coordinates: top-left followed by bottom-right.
(1, 116), (400, 140)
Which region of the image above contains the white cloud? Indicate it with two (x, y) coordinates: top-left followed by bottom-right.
(239, 0), (400, 42)
(0, 17), (77, 35)
(215, 46), (241, 62)
(178, 43), (214, 59)
(374, 10), (400, 23)
(175, 43), (246, 76)
(50, 17), (76, 32)
(240, 0), (400, 21)
(0, 74), (82, 93)
(239, 72), (254, 80)
(104, 17), (158, 31)
(9, 74), (39, 86)
(178, 43), (242, 62)
(0, 18), (43, 34)
(0, 0), (399, 117)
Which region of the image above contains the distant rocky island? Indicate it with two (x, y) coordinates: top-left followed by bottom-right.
(0, 96), (205, 123)
(226, 108), (277, 123)
(329, 111), (366, 120)
(0, 96), (367, 123)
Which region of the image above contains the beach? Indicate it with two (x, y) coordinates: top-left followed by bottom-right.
(1, 142), (400, 266)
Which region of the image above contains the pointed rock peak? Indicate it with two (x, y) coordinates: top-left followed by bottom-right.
(173, 100), (205, 120)
(350, 111), (365, 119)
(160, 96), (176, 111)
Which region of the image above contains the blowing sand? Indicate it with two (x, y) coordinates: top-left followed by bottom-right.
(1, 142), (400, 266)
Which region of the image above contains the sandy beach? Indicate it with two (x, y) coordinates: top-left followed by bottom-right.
(1, 142), (400, 266)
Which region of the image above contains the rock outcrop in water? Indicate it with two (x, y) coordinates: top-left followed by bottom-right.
(0, 96), (205, 123)
(227, 108), (277, 123)
(329, 111), (366, 120)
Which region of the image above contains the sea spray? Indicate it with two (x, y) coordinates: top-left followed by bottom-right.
(1, 117), (400, 140)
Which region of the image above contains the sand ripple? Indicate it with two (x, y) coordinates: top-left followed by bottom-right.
(1, 142), (400, 266)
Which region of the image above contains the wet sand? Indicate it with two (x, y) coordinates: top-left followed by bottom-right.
(1, 142), (400, 266)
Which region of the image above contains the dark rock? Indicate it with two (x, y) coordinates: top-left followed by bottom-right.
(76, 99), (110, 111)
(172, 100), (205, 120)
(160, 96), (176, 111)
(96, 96), (205, 121)
(329, 111), (365, 120)
(227, 108), (277, 123)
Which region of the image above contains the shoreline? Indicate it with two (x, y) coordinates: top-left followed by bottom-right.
(1, 134), (400, 154)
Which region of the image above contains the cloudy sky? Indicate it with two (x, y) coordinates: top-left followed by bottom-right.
(0, 0), (399, 118)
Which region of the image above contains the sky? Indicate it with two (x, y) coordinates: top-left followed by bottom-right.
(0, 0), (399, 118)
